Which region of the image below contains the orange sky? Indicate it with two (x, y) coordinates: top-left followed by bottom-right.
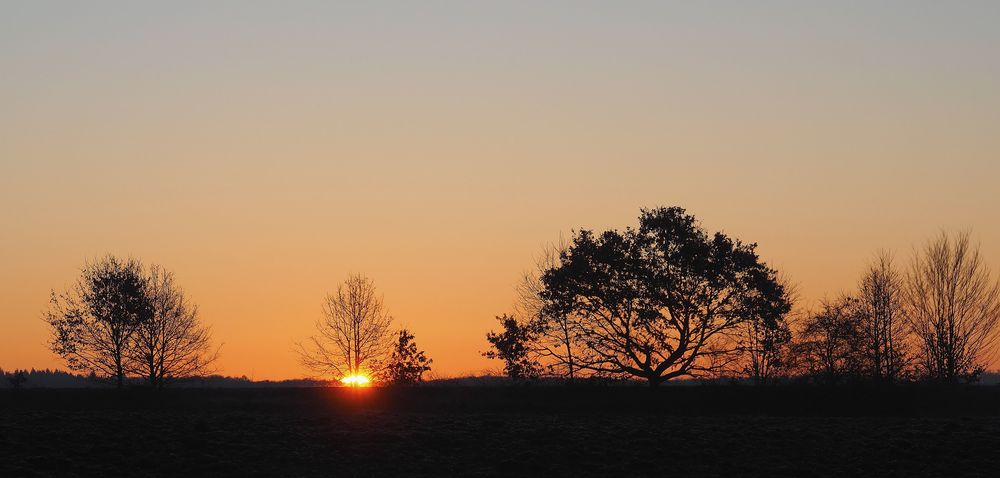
(2, 3), (999, 379)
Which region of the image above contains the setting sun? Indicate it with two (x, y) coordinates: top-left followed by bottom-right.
(340, 375), (371, 387)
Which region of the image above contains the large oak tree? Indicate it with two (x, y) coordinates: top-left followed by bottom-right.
(540, 207), (790, 386)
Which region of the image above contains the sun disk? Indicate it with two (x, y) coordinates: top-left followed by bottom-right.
(340, 375), (370, 386)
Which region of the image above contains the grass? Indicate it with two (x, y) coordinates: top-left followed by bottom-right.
(2, 386), (1000, 477)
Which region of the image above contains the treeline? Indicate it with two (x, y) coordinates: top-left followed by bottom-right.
(17, 206), (999, 390)
(485, 207), (1000, 386)
(0, 368), (335, 389)
(0, 368), (91, 389)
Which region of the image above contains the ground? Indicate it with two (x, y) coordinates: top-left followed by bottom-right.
(2, 386), (999, 477)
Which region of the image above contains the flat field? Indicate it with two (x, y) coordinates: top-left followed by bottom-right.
(2, 386), (999, 477)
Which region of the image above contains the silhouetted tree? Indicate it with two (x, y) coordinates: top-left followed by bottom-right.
(795, 296), (865, 384)
(513, 239), (589, 380)
(740, 310), (794, 384)
(0, 369), (94, 388)
(905, 232), (1000, 383)
(857, 250), (909, 382)
(127, 265), (217, 388)
(734, 275), (797, 384)
(375, 329), (432, 385)
(45, 256), (154, 389)
(539, 207), (791, 386)
(6, 369), (28, 389)
(483, 314), (540, 379)
(297, 274), (394, 379)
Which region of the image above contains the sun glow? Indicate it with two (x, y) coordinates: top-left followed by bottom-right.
(340, 375), (371, 386)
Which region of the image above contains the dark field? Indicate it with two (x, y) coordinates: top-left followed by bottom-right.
(3, 386), (1000, 477)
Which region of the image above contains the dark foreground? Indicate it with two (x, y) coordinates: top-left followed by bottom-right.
(3, 386), (1000, 477)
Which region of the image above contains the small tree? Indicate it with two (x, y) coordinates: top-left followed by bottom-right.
(905, 232), (1000, 383)
(375, 329), (432, 386)
(483, 314), (540, 379)
(857, 250), (909, 382)
(740, 311), (794, 385)
(513, 238), (589, 380)
(45, 256), (154, 389)
(298, 274), (394, 379)
(128, 265), (217, 388)
(795, 296), (865, 384)
(736, 275), (796, 384)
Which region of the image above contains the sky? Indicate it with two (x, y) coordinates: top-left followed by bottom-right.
(2, 1), (999, 379)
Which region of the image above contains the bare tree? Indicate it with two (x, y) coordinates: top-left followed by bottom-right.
(512, 238), (590, 380)
(738, 286), (796, 385)
(795, 296), (866, 384)
(45, 256), (153, 389)
(128, 265), (217, 388)
(739, 317), (792, 384)
(905, 232), (1000, 382)
(857, 250), (909, 382)
(298, 274), (394, 380)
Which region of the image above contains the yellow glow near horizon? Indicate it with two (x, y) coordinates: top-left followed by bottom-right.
(340, 375), (371, 387)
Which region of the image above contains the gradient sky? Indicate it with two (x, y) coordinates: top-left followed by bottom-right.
(2, 1), (999, 379)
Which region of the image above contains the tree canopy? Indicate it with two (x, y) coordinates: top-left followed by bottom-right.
(539, 207), (791, 386)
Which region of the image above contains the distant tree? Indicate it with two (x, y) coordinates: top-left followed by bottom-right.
(127, 265), (217, 388)
(857, 250), (909, 382)
(540, 207), (791, 386)
(45, 256), (154, 389)
(297, 274), (394, 380)
(0, 369), (95, 388)
(905, 232), (1000, 383)
(483, 314), (540, 379)
(740, 311), (794, 385)
(795, 296), (865, 384)
(734, 275), (797, 384)
(6, 369), (28, 389)
(375, 329), (432, 385)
